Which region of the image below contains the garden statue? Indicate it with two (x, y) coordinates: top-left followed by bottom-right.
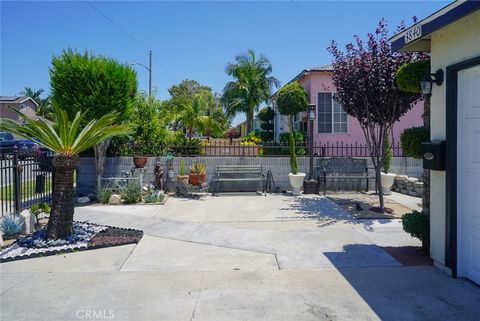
(154, 161), (164, 191)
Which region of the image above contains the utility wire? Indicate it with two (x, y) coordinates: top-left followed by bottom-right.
(85, 1), (177, 82)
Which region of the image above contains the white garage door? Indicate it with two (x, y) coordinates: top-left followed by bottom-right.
(457, 64), (480, 285)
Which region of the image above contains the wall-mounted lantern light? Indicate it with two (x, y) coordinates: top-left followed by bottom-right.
(308, 104), (316, 120)
(421, 69), (444, 97)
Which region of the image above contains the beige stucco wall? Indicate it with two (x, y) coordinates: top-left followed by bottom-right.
(429, 10), (480, 266)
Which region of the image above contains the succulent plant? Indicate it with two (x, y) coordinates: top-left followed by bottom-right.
(1, 214), (23, 237)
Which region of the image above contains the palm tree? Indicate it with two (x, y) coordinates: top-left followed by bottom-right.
(179, 92), (223, 139)
(20, 87), (44, 103)
(222, 50), (279, 134)
(0, 107), (130, 239)
(20, 87), (54, 118)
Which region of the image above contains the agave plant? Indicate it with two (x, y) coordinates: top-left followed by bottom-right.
(0, 106), (130, 239)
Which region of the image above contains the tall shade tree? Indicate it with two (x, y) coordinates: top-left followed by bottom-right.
(276, 82), (308, 174)
(50, 49), (137, 186)
(162, 79), (213, 131)
(328, 19), (423, 212)
(222, 49), (279, 134)
(0, 107), (130, 239)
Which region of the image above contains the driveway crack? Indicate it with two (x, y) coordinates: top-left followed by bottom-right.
(190, 273), (204, 321)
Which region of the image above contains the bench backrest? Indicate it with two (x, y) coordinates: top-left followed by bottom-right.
(316, 157), (367, 174)
(215, 165), (263, 176)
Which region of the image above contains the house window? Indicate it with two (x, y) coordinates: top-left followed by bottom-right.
(20, 103), (27, 110)
(317, 93), (347, 133)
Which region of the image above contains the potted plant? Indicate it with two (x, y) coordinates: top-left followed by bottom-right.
(133, 155), (148, 168)
(276, 82), (308, 196)
(176, 159), (189, 184)
(380, 137), (396, 195)
(189, 162), (206, 185)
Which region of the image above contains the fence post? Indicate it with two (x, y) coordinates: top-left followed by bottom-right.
(12, 149), (21, 213)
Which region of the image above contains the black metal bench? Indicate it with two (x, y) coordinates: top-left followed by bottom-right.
(316, 157), (375, 195)
(212, 165), (265, 195)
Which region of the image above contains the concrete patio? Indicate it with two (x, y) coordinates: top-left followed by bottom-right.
(1, 194), (479, 321)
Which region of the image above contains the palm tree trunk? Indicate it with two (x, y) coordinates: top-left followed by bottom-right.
(246, 110), (254, 134)
(47, 155), (79, 239)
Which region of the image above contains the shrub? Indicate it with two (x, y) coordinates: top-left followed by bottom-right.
(242, 132), (262, 145)
(279, 131), (304, 144)
(143, 191), (166, 203)
(396, 60), (431, 94)
(402, 210), (430, 249)
(120, 182), (142, 204)
(30, 202), (51, 215)
(97, 187), (113, 205)
(400, 126), (430, 159)
(1, 214), (23, 237)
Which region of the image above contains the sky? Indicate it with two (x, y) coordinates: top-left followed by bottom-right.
(1, 0), (448, 125)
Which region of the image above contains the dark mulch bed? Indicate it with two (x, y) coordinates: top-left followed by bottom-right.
(1, 224), (143, 263)
(383, 246), (433, 266)
(88, 227), (143, 248)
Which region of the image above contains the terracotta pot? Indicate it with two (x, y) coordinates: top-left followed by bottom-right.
(133, 155), (148, 168)
(189, 173), (206, 185)
(177, 175), (189, 184)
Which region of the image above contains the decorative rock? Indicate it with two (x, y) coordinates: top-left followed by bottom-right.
(76, 196), (90, 204)
(108, 194), (122, 205)
(408, 177), (419, 183)
(20, 209), (37, 234)
(395, 175), (408, 181)
(414, 182), (424, 188)
(409, 191), (420, 197)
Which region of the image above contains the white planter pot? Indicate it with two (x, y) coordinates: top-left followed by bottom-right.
(381, 172), (396, 196)
(288, 172), (306, 196)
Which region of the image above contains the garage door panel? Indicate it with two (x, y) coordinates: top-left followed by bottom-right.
(467, 232), (480, 282)
(465, 119), (480, 173)
(464, 72), (480, 117)
(465, 175), (480, 229)
(458, 64), (480, 285)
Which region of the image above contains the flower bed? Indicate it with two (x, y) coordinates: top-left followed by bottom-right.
(0, 222), (143, 263)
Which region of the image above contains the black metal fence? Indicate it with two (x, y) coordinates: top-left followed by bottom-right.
(0, 148), (54, 216)
(112, 140), (404, 158)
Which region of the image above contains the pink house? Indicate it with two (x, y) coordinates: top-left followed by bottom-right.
(272, 65), (424, 150)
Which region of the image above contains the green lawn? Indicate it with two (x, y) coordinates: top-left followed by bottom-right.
(0, 177), (53, 201)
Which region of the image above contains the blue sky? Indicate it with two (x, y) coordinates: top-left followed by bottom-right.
(1, 1), (447, 125)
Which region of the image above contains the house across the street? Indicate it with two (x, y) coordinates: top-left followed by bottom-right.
(0, 96), (38, 122)
(271, 65), (424, 147)
(391, 0), (480, 285)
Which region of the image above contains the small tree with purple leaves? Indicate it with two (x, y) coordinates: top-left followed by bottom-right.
(328, 19), (422, 212)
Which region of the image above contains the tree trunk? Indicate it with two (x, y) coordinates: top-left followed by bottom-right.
(246, 110), (254, 134)
(375, 165), (385, 212)
(94, 138), (112, 191)
(47, 155), (79, 239)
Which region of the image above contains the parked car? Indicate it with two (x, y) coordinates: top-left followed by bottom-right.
(0, 131), (41, 160)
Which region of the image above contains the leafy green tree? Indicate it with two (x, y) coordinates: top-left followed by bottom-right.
(49, 49), (137, 185)
(257, 107), (274, 142)
(222, 49), (279, 134)
(276, 82), (308, 174)
(0, 107), (130, 239)
(179, 91), (223, 139)
(162, 79), (216, 131)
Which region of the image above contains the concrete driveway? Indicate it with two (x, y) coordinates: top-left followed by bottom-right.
(1, 194), (479, 321)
